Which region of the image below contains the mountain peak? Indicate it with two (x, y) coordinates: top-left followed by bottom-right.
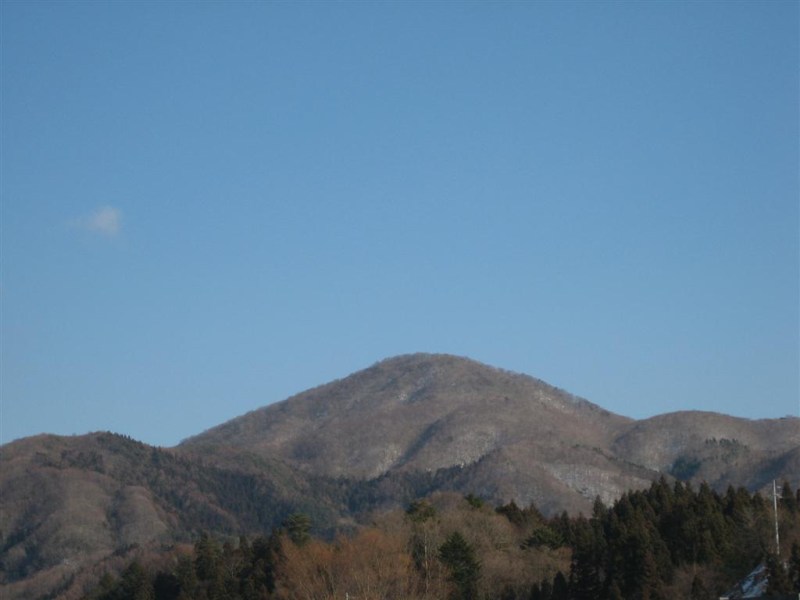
(181, 354), (630, 495)
(179, 353), (799, 514)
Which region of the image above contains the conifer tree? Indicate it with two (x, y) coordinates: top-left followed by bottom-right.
(438, 531), (481, 600)
(790, 542), (800, 592)
(689, 574), (713, 600)
(606, 579), (623, 600)
(119, 561), (155, 600)
(550, 571), (568, 600)
(174, 554), (198, 600)
(284, 513), (312, 546)
(782, 481), (798, 514)
(570, 516), (601, 600)
(536, 578), (553, 600)
(194, 532), (222, 581)
(766, 552), (792, 595)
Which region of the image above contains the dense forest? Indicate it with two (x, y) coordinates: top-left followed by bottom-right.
(80, 479), (800, 600)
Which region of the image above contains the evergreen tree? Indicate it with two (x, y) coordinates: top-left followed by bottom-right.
(438, 531), (481, 600)
(90, 573), (119, 600)
(766, 552), (792, 595)
(153, 571), (180, 600)
(528, 582), (541, 600)
(550, 571), (568, 600)
(781, 481), (798, 514)
(690, 574), (713, 600)
(119, 561), (154, 600)
(639, 545), (665, 600)
(247, 532), (280, 595)
(570, 516), (601, 600)
(606, 579), (623, 600)
(536, 578), (553, 600)
(790, 542), (800, 592)
(406, 499), (437, 523)
(497, 501), (525, 528)
(284, 512), (312, 546)
(174, 554), (198, 600)
(464, 493), (484, 509)
(194, 532), (222, 581)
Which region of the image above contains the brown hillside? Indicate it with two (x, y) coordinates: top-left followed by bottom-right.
(0, 432), (342, 600)
(4, 353), (799, 599)
(182, 354), (800, 511)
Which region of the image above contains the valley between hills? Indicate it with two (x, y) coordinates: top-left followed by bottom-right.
(2, 353), (799, 599)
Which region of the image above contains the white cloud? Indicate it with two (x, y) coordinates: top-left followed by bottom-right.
(76, 206), (122, 236)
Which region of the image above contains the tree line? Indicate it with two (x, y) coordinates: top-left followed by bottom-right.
(83, 479), (800, 600)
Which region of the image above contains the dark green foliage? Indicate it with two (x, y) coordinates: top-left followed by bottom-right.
(439, 531), (481, 600)
(91, 562), (154, 600)
(248, 533), (280, 595)
(550, 571), (568, 600)
(406, 499), (437, 523)
(781, 480), (797, 513)
(194, 532), (222, 581)
(497, 500), (546, 530)
(689, 574), (713, 600)
(152, 571), (180, 600)
(524, 525), (564, 549)
(671, 455), (702, 479)
(84, 532), (282, 600)
(766, 552), (793, 595)
(606, 579), (623, 600)
(464, 493), (484, 509)
(497, 500), (562, 551)
(569, 516), (602, 600)
(790, 542), (800, 592)
(283, 513), (311, 546)
(496, 500), (525, 527)
(534, 578), (553, 600)
(173, 554), (198, 598)
(83, 481), (800, 600)
(534, 479), (794, 600)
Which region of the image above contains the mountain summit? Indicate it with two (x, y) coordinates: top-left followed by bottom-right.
(181, 353), (799, 514)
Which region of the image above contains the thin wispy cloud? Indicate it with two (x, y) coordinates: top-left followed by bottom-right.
(74, 206), (122, 237)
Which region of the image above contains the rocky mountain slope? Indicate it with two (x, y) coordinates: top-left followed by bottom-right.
(2, 353), (799, 598)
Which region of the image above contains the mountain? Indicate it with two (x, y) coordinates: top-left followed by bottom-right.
(2, 353), (799, 599)
(613, 411), (800, 489)
(181, 354), (800, 512)
(0, 433), (348, 599)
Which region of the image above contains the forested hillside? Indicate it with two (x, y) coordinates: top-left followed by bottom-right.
(4, 356), (799, 599)
(83, 480), (800, 600)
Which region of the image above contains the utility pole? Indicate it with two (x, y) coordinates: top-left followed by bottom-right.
(772, 480), (780, 557)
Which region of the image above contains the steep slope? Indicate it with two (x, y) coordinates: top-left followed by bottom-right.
(182, 354), (630, 472)
(181, 354), (654, 513)
(182, 353), (800, 511)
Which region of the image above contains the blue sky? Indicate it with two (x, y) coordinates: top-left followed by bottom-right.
(2, 1), (798, 447)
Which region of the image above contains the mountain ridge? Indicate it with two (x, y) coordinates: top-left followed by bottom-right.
(180, 353), (633, 480)
(2, 352), (798, 599)
(181, 353), (799, 509)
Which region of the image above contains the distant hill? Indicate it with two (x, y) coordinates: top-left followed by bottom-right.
(0, 433), (346, 599)
(182, 354), (799, 513)
(2, 353), (798, 599)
